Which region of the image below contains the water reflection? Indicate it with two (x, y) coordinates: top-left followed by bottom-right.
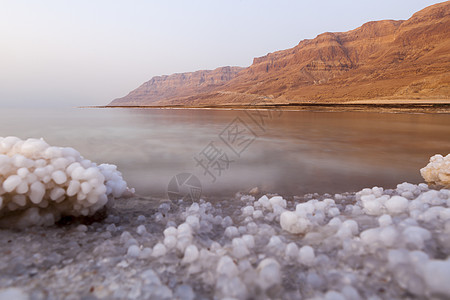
(0, 108), (449, 198)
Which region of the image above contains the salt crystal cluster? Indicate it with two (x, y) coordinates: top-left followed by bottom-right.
(0, 136), (130, 227)
(1, 155), (450, 299)
(76, 181), (446, 299)
(1, 181), (450, 299)
(421, 153), (450, 187)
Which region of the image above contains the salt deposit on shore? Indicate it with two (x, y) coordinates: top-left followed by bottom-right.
(0, 140), (449, 299)
(421, 154), (450, 187)
(0, 136), (131, 227)
(0, 182), (449, 299)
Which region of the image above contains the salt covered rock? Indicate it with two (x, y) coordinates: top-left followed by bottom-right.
(385, 196), (409, 214)
(360, 228), (381, 245)
(232, 238), (250, 258)
(139, 247), (153, 259)
(280, 211), (310, 234)
(127, 245), (140, 257)
(285, 242), (299, 259)
(152, 243), (167, 257)
(241, 205), (254, 216)
(256, 258), (281, 289)
(269, 196), (286, 209)
(379, 226), (398, 247)
(136, 225), (147, 235)
(224, 226), (239, 238)
(402, 226), (431, 249)
(299, 245), (315, 265)
(257, 195), (270, 209)
(182, 245), (199, 263)
(242, 234), (255, 249)
(0, 136), (130, 227)
(185, 215), (200, 230)
(378, 214), (393, 227)
(421, 154), (450, 187)
(361, 195), (384, 216)
(341, 220), (359, 235)
(423, 258), (450, 297)
(164, 235), (177, 249)
(216, 255), (239, 277)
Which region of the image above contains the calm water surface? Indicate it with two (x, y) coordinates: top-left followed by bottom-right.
(0, 108), (449, 198)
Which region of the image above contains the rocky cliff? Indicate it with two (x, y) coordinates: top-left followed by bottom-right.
(110, 1), (450, 106)
(109, 66), (244, 106)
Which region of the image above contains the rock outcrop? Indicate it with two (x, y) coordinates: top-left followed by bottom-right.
(109, 66), (244, 106)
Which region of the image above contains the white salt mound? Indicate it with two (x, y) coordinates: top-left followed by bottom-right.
(0, 181), (449, 299)
(1, 151), (450, 299)
(421, 153), (450, 187)
(0, 136), (131, 227)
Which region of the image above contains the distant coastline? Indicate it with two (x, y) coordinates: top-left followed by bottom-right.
(83, 99), (450, 113)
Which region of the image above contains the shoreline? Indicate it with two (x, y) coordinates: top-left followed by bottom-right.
(80, 100), (450, 113)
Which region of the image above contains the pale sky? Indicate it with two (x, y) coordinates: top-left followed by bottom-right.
(0, 0), (444, 107)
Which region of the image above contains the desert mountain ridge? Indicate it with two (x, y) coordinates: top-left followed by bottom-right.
(109, 1), (450, 106)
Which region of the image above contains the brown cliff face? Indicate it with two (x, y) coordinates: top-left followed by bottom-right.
(110, 1), (450, 106)
(109, 66), (244, 106)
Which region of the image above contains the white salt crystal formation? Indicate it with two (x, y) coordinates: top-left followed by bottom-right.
(0, 136), (129, 227)
(421, 154), (450, 187)
(1, 180), (449, 299)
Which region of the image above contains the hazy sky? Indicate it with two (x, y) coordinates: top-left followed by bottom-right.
(0, 0), (444, 107)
